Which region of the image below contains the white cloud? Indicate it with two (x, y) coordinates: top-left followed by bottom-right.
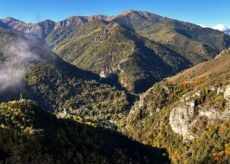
(212, 24), (230, 31)
(0, 35), (55, 92)
(200, 24), (230, 34)
(198, 24), (209, 28)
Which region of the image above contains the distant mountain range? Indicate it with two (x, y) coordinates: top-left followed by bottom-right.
(0, 10), (230, 163)
(2, 10), (229, 93)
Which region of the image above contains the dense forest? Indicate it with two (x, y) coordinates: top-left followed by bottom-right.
(0, 100), (169, 163)
(0, 10), (230, 163)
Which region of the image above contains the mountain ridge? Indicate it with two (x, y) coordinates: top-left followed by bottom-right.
(1, 10), (228, 39)
(53, 21), (191, 93)
(1, 10), (229, 93)
(0, 9), (230, 163)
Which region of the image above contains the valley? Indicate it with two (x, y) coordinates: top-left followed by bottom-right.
(0, 9), (230, 163)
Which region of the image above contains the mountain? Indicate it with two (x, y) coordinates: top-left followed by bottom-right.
(0, 28), (132, 127)
(0, 100), (169, 163)
(0, 17), (56, 39)
(124, 49), (230, 163)
(225, 29), (230, 34)
(0, 16), (109, 42)
(52, 10), (230, 93)
(1, 11), (230, 163)
(2, 10), (230, 61)
(2, 11), (230, 52)
(112, 10), (230, 64)
(1, 11), (230, 93)
(53, 21), (190, 93)
(0, 20), (8, 29)
(0, 17), (19, 26)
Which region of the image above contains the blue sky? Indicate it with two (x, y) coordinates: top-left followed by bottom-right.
(0, 0), (229, 26)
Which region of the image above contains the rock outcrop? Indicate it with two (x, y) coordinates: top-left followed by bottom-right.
(169, 85), (230, 140)
(169, 100), (197, 140)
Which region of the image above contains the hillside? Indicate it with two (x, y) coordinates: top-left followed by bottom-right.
(124, 49), (230, 163)
(2, 10), (229, 65)
(53, 21), (190, 93)
(51, 11), (230, 93)
(113, 10), (230, 64)
(168, 49), (230, 86)
(0, 100), (169, 163)
(0, 28), (131, 126)
(1, 11), (230, 94)
(0, 21), (9, 29)
(0, 10), (230, 163)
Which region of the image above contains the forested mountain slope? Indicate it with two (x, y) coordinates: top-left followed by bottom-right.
(124, 49), (230, 163)
(0, 10), (230, 163)
(0, 28), (131, 126)
(53, 21), (190, 93)
(113, 10), (230, 64)
(1, 10), (230, 93)
(0, 100), (169, 163)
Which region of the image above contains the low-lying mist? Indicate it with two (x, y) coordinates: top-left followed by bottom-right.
(0, 34), (55, 92)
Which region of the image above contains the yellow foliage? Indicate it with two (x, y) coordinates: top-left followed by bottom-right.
(225, 143), (230, 157)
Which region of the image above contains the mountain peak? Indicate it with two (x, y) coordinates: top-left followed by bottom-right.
(115, 10), (162, 21)
(1, 17), (20, 23)
(38, 19), (56, 27)
(40, 19), (55, 23)
(119, 9), (140, 16)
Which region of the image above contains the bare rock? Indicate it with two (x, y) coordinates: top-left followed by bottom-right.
(224, 85), (230, 101)
(169, 100), (197, 140)
(170, 84), (230, 140)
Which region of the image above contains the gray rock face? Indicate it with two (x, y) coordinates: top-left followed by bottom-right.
(169, 101), (196, 140)
(169, 85), (230, 140)
(199, 108), (230, 121)
(224, 85), (230, 101)
(224, 85), (230, 111)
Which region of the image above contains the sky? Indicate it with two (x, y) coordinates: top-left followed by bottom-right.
(0, 0), (229, 26)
